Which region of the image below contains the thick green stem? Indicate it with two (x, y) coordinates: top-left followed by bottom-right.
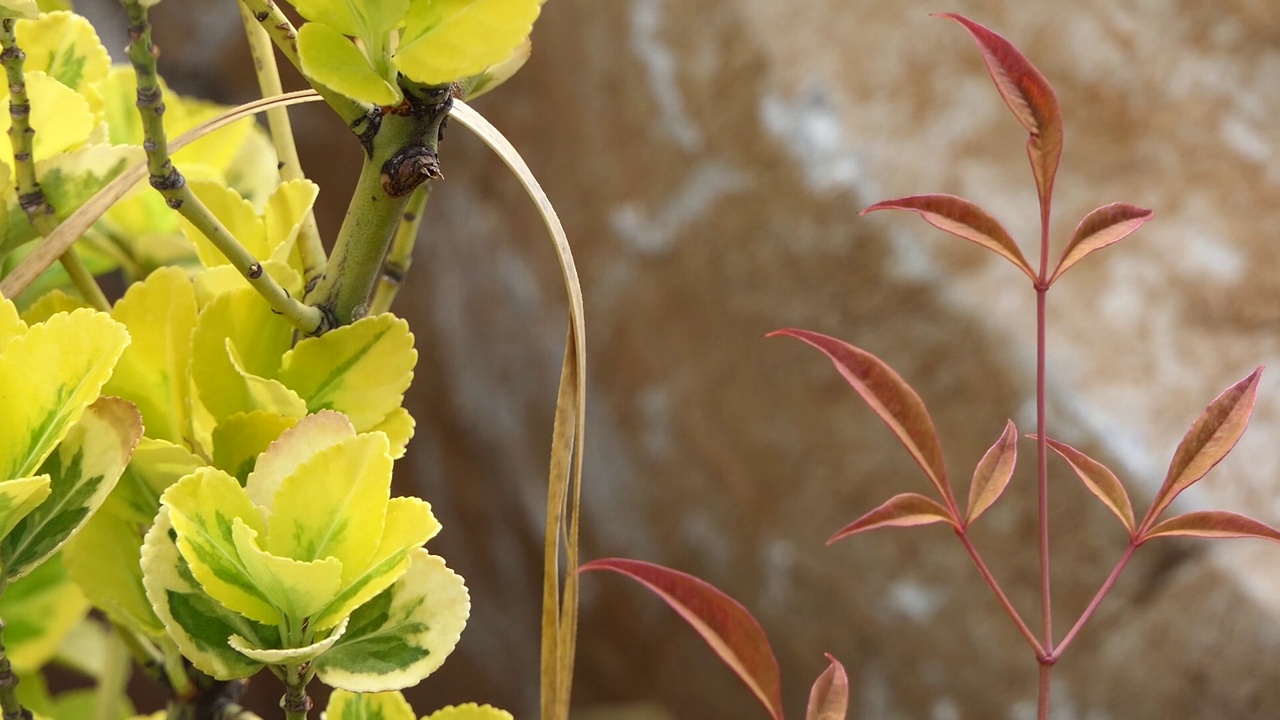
(306, 84), (450, 326)
(280, 665), (311, 720)
(237, 3), (327, 289)
(236, 0), (372, 135)
(369, 182), (429, 314)
(121, 0), (324, 334)
(0, 620), (28, 720)
(1, 18), (110, 310)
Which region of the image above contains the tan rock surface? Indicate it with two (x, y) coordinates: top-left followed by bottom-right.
(86, 0), (1280, 717)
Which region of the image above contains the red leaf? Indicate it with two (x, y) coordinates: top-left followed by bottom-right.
(1143, 368), (1263, 530)
(1142, 511), (1280, 543)
(770, 328), (952, 502)
(806, 654), (849, 720)
(1051, 203), (1153, 283)
(828, 493), (956, 544)
(577, 559), (784, 720)
(862, 195), (1034, 280)
(966, 420), (1019, 524)
(1044, 437), (1135, 534)
(938, 13), (1063, 211)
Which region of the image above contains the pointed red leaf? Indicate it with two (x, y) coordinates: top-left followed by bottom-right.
(1142, 511), (1280, 543)
(862, 195), (1034, 280)
(578, 559), (784, 720)
(806, 654), (849, 720)
(938, 13), (1063, 210)
(1143, 368), (1263, 530)
(966, 420), (1019, 524)
(828, 493), (956, 544)
(1043, 437), (1135, 534)
(770, 328), (952, 501)
(1051, 203), (1153, 283)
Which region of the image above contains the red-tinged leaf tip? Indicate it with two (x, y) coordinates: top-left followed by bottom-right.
(966, 420), (1019, 525)
(828, 493), (956, 544)
(770, 328), (952, 501)
(1144, 368), (1264, 529)
(1051, 203), (1153, 283)
(937, 13), (1063, 209)
(1044, 437), (1136, 535)
(577, 558), (785, 720)
(806, 654), (849, 720)
(862, 194), (1035, 280)
(1141, 511), (1280, 543)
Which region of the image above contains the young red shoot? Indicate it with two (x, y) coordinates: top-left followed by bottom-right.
(805, 654), (849, 720)
(862, 195), (1035, 281)
(769, 328), (954, 507)
(966, 420), (1019, 525)
(828, 493), (956, 544)
(1051, 203), (1154, 284)
(1042, 437), (1136, 536)
(577, 558), (785, 720)
(1141, 510), (1280, 543)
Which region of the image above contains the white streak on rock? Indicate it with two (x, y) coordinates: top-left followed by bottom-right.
(629, 0), (703, 151)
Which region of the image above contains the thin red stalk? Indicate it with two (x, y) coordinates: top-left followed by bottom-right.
(1036, 193), (1054, 720)
(1051, 542), (1138, 660)
(954, 529), (1046, 657)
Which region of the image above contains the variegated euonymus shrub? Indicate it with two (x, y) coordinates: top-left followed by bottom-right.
(0, 0), (586, 719)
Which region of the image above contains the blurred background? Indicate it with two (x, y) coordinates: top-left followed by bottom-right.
(76, 0), (1280, 717)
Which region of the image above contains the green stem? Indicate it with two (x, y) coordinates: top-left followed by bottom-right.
(121, 0), (325, 334)
(280, 664), (311, 720)
(369, 182), (429, 314)
(307, 83), (450, 326)
(91, 627), (132, 720)
(236, 0), (372, 135)
(0, 18), (110, 311)
(0, 620), (29, 720)
(237, 2), (327, 290)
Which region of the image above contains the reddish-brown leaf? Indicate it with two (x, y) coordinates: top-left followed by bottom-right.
(1143, 368), (1263, 530)
(828, 493), (956, 544)
(1051, 203), (1154, 283)
(1044, 437), (1135, 535)
(1142, 511), (1280, 543)
(966, 420), (1019, 524)
(577, 558), (784, 720)
(862, 195), (1034, 280)
(770, 328), (951, 501)
(806, 654), (849, 720)
(938, 13), (1063, 210)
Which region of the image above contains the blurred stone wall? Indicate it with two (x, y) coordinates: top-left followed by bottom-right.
(79, 0), (1280, 717)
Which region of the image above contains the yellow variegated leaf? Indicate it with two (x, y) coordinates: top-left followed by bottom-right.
(191, 260), (303, 308)
(222, 120), (279, 209)
(325, 689), (415, 720)
(371, 406), (415, 459)
(0, 72), (94, 167)
(231, 518), (344, 622)
(190, 289), (293, 422)
(140, 508), (275, 679)
(424, 704), (514, 720)
(178, 180), (266, 268)
(312, 496), (437, 631)
(211, 411), (298, 483)
(460, 39), (530, 100)
(225, 341), (309, 419)
(291, 0), (408, 39)
(15, 11), (111, 115)
(106, 267), (198, 445)
(278, 313), (417, 431)
(264, 179), (320, 265)
(394, 0), (542, 86)
(1, 397), (142, 581)
(0, 0), (39, 19)
(64, 509), (165, 636)
(162, 468), (278, 625)
(99, 437), (203, 526)
(297, 23), (401, 107)
(0, 295), (24, 350)
(0, 477), (51, 544)
(265, 433), (391, 579)
(0, 556), (90, 673)
(245, 410), (355, 512)
(0, 308), (129, 481)
(228, 616), (348, 665)
(19, 290), (86, 325)
(315, 549), (469, 692)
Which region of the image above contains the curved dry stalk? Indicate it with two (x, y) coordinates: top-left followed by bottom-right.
(449, 99), (587, 720)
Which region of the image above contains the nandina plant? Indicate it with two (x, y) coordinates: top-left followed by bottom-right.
(583, 13), (1280, 719)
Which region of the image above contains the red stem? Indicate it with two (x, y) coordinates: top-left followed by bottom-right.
(1051, 542), (1138, 660)
(1036, 189), (1054, 720)
(954, 529), (1046, 657)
